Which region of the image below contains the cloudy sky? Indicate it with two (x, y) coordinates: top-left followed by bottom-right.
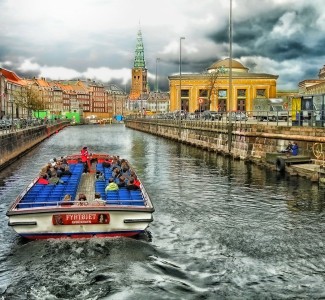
(1, 0), (325, 92)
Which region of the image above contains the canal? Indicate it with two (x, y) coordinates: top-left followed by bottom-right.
(0, 124), (325, 299)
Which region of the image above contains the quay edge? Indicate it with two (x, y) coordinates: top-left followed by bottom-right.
(125, 119), (325, 182)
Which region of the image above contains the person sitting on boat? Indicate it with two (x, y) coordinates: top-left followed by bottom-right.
(112, 168), (122, 180)
(59, 159), (72, 176)
(90, 193), (106, 206)
(132, 174), (141, 188)
(81, 146), (90, 173)
(37, 174), (49, 185)
(95, 171), (105, 181)
(105, 177), (119, 192)
(102, 158), (111, 168)
(61, 194), (72, 206)
(48, 173), (64, 185)
(117, 176), (126, 188)
(110, 157), (120, 171)
(126, 178), (140, 190)
(77, 193), (88, 206)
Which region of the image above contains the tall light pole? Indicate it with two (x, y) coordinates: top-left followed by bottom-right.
(228, 0), (233, 153)
(155, 57), (160, 113)
(229, 0), (233, 117)
(179, 37), (185, 137)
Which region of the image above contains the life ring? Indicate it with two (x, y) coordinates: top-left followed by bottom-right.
(275, 157), (286, 173)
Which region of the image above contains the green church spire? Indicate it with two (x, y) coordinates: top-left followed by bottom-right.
(134, 29), (146, 68)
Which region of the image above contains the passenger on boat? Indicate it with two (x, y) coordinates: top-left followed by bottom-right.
(110, 157), (120, 171)
(112, 168), (122, 180)
(81, 146), (90, 173)
(126, 171), (140, 187)
(37, 174), (49, 185)
(105, 178), (119, 192)
(77, 193), (88, 205)
(49, 158), (57, 167)
(102, 158), (111, 168)
(95, 171), (105, 181)
(48, 173), (64, 185)
(90, 193), (106, 206)
(126, 178), (140, 190)
(117, 176), (126, 188)
(61, 194), (72, 206)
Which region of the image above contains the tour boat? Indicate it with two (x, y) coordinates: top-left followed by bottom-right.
(6, 153), (154, 240)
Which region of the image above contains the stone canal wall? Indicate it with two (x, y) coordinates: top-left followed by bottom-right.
(124, 119), (325, 164)
(0, 123), (68, 171)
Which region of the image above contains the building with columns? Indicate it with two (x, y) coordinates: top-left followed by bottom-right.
(168, 58), (278, 113)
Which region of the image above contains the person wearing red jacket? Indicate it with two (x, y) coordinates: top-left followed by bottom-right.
(81, 146), (90, 172)
(37, 174), (49, 185)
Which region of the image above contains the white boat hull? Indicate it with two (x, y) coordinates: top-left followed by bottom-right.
(8, 207), (153, 239)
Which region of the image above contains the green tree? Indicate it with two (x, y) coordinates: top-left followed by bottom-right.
(13, 88), (46, 117)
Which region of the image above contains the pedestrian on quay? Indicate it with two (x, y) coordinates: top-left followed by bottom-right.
(280, 141), (292, 153)
(286, 142), (299, 157)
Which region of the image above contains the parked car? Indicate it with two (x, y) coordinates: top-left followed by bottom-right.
(201, 110), (222, 121)
(0, 119), (12, 129)
(173, 110), (187, 119)
(227, 111), (248, 121)
(187, 112), (197, 120)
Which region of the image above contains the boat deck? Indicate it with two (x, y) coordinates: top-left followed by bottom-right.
(15, 161), (148, 209)
(77, 173), (96, 201)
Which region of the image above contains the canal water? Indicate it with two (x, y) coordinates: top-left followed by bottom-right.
(0, 124), (325, 300)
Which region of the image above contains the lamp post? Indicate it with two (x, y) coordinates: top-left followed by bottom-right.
(155, 57), (160, 131)
(228, 0), (233, 119)
(179, 37), (185, 137)
(9, 99), (14, 131)
(113, 92), (116, 119)
(228, 0), (233, 153)
(155, 57), (160, 113)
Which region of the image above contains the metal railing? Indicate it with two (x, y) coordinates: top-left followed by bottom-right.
(0, 118), (70, 134)
(125, 109), (325, 128)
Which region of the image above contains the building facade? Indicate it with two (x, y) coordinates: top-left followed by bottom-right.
(168, 58), (278, 113)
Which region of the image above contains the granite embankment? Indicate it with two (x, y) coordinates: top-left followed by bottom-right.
(125, 119), (325, 180)
(0, 122), (69, 171)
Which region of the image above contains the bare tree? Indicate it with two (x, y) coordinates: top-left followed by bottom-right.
(13, 88), (46, 117)
(204, 66), (226, 110)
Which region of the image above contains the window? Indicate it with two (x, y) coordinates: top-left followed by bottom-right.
(218, 89), (227, 98)
(181, 89), (189, 97)
(237, 89), (246, 98)
(256, 89), (266, 97)
(199, 89), (208, 97)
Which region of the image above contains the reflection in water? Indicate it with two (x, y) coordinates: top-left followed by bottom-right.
(0, 124), (325, 299)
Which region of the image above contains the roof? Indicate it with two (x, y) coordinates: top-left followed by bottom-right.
(168, 71), (278, 80)
(207, 58), (249, 72)
(0, 68), (25, 85)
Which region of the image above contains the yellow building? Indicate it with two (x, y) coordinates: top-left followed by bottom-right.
(168, 58), (278, 113)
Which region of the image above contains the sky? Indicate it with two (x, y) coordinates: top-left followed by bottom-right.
(1, 0), (325, 92)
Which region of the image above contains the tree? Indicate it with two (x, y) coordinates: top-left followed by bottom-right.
(13, 87), (46, 117)
(205, 66), (226, 110)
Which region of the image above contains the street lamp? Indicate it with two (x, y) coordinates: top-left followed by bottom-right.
(156, 57), (160, 131)
(228, 0), (233, 119)
(9, 99), (14, 131)
(179, 37), (185, 136)
(155, 57), (160, 113)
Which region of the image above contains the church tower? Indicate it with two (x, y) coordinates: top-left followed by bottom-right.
(129, 29), (148, 100)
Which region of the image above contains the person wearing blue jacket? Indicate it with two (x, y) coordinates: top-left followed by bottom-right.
(291, 142), (299, 156)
